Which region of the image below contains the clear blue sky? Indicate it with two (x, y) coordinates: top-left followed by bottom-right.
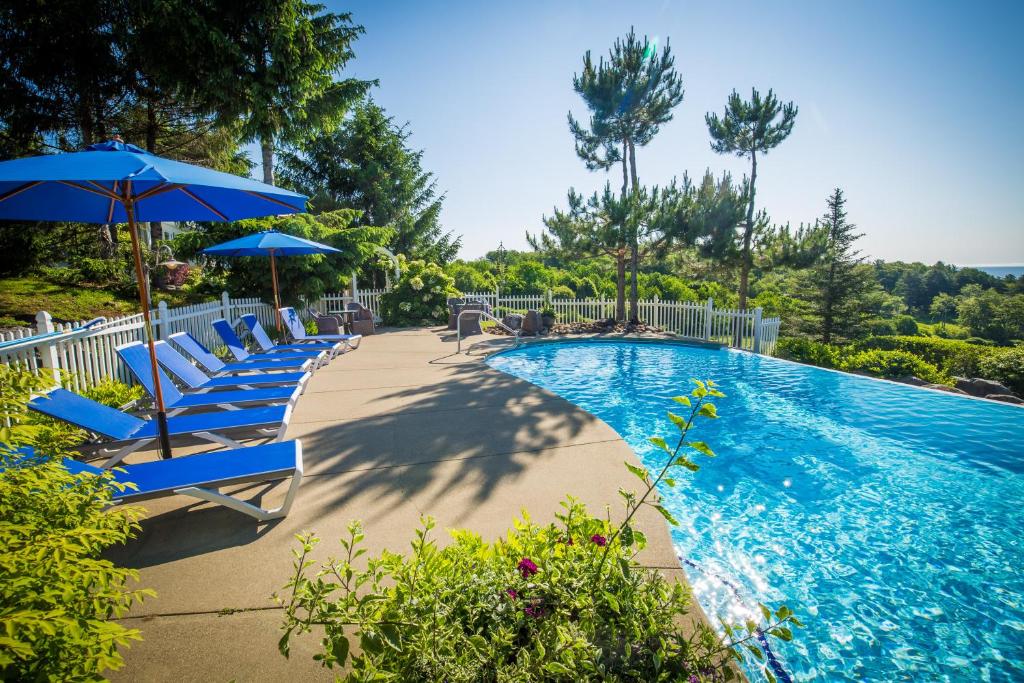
(290, 0), (1024, 265)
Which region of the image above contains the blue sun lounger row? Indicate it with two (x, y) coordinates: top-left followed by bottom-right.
(10, 442), (303, 521)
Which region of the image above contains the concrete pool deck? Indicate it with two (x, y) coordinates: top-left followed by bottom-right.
(109, 327), (715, 681)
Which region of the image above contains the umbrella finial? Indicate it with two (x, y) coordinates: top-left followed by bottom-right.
(112, 134), (124, 143)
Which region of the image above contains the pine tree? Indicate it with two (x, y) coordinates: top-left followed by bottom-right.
(706, 88), (797, 310)
(805, 189), (874, 343)
(568, 28), (684, 321)
(279, 99), (460, 264)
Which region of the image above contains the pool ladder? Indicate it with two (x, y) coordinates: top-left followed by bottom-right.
(456, 309), (522, 354)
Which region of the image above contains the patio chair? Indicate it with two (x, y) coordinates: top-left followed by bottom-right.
(13, 442), (303, 522)
(116, 342), (304, 415)
(345, 302), (376, 336)
(212, 318), (327, 368)
(279, 307), (363, 347)
(447, 297), (465, 330)
(239, 314), (343, 357)
(308, 308), (345, 335)
(153, 340), (310, 391)
(458, 301), (486, 336)
(169, 332), (314, 376)
(28, 388), (293, 468)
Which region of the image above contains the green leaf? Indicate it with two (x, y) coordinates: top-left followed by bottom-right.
(331, 636), (350, 665)
(378, 623), (402, 652)
(602, 590), (621, 613)
(673, 456), (700, 472)
(745, 643), (764, 660)
(671, 395), (691, 407)
(648, 436), (670, 452)
(759, 604), (772, 622)
(624, 461), (649, 482)
(687, 441), (716, 457)
(545, 662), (572, 675)
(698, 403), (718, 419)
(667, 411), (687, 429)
(651, 504), (679, 526)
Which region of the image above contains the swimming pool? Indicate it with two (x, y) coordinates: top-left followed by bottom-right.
(487, 341), (1024, 682)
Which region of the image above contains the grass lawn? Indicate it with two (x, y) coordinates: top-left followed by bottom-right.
(0, 276), (207, 328)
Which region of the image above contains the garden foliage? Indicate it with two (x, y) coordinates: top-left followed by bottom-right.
(277, 380), (800, 682)
(379, 257), (458, 326)
(0, 368), (151, 680)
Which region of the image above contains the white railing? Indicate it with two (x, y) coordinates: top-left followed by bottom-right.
(0, 287), (780, 389)
(458, 291), (780, 355)
(313, 289), (386, 323)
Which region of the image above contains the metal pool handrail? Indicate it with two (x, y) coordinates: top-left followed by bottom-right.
(457, 309), (522, 354)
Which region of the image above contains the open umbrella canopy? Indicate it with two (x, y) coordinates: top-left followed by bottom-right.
(0, 140), (307, 222)
(201, 230), (341, 257)
(0, 139), (309, 461)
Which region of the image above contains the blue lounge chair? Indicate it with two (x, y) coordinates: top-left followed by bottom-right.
(12, 442), (303, 521)
(153, 339), (310, 391)
(280, 306), (364, 346)
(212, 318), (327, 368)
(240, 313), (348, 357)
(28, 388), (293, 467)
(169, 332), (314, 376)
(116, 342), (304, 415)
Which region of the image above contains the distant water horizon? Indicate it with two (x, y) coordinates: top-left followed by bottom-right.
(963, 265), (1024, 278)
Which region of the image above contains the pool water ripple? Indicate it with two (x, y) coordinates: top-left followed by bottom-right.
(488, 342), (1024, 682)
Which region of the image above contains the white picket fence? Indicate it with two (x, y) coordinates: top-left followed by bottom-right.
(0, 287), (780, 390)
(459, 291), (781, 355)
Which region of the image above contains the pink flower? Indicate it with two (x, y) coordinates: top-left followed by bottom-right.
(590, 534), (607, 547)
(505, 589), (518, 600)
(517, 557), (538, 578)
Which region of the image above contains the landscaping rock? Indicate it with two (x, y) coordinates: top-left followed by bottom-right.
(986, 394), (1024, 405)
(925, 384), (969, 395)
(521, 310), (542, 335)
(955, 377), (1013, 397)
(501, 314), (523, 331)
(894, 375), (928, 387)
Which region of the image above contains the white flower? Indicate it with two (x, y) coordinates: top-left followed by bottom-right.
(409, 277), (424, 291)
(399, 301), (412, 312)
(432, 307), (444, 318)
(422, 294), (431, 302)
(431, 286), (441, 294)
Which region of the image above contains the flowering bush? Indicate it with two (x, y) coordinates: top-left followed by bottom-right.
(379, 257), (458, 326)
(277, 380), (800, 682)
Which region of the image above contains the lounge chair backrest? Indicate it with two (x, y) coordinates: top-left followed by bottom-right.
(240, 314), (275, 352)
(168, 332), (226, 372)
(280, 307), (308, 341)
(212, 318), (251, 360)
(28, 388), (144, 441)
(153, 340), (210, 389)
(116, 342), (186, 405)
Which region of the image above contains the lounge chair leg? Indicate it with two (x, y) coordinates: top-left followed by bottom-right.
(102, 438), (152, 468)
(194, 431), (244, 449)
(174, 470), (301, 521)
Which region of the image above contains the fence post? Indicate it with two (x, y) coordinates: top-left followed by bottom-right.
(35, 310), (60, 382)
(221, 291), (231, 322)
(652, 295), (660, 328)
(156, 300), (169, 340)
(752, 307), (763, 354)
(351, 271), (359, 306)
(703, 298), (713, 340)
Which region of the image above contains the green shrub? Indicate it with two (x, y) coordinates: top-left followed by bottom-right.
(840, 349), (947, 384)
(866, 318), (897, 336)
(977, 347), (1024, 396)
(894, 315), (919, 336)
(277, 381), (801, 682)
(853, 336), (985, 377)
(81, 379), (145, 409)
(776, 337), (843, 368)
(0, 369), (153, 680)
(380, 258), (459, 326)
(549, 284), (575, 299)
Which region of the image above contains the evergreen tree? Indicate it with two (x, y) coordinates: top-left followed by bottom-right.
(706, 88), (797, 309)
(568, 28), (684, 321)
(279, 99), (461, 264)
(184, 0), (374, 185)
(804, 189), (874, 343)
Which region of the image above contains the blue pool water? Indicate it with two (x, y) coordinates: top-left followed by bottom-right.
(487, 342), (1024, 682)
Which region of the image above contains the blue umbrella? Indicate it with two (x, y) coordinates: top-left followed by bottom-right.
(0, 138), (308, 460)
(202, 230), (341, 331)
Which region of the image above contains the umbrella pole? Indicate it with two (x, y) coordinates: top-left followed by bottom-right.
(125, 199), (173, 460)
(269, 250), (282, 331)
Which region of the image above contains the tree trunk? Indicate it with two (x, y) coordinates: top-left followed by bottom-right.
(627, 139), (639, 192)
(738, 149), (758, 311)
(615, 251), (626, 322)
(146, 97), (162, 248)
(621, 139), (629, 198)
(628, 245), (640, 323)
(261, 133), (275, 186)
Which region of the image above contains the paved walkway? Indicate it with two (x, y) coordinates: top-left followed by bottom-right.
(111, 327), (708, 681)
